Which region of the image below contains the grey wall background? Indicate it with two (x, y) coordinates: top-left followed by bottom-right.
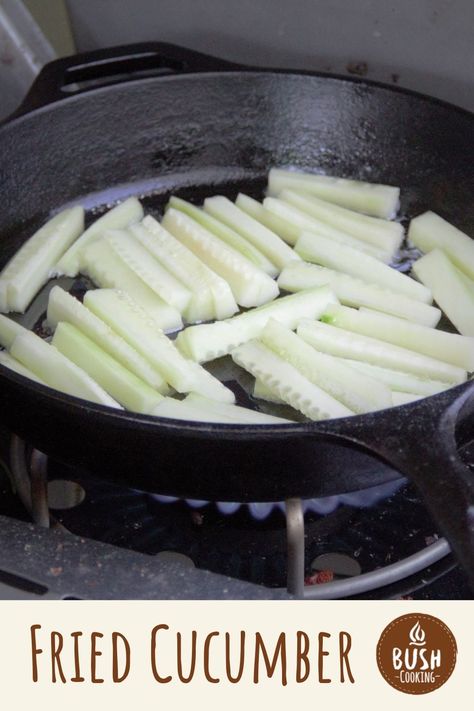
(64, 0), (474, 111)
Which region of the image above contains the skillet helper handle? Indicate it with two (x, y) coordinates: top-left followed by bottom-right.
(15, 42), (241, 116)
(315, 383), (474, 587)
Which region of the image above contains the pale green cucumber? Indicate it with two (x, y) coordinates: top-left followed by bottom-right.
(260, 318), (391, 413)
(158, 208), (239, 320)
(83, 289), (235, 403)
(323, 304), (474, 371)
(339, 358), (449, 396)
(295, 231), (432, 303)
(280, 190), (404, 255)
(52, 322), (163, 414)
(133, 217), (238, 322)
(412, 249), (474, 336)
(267, 168), (400, 219)
(253, 378), (285, 404)
(237, 193), (302, 246)
(54, 197), (143, 277)
(0, 350), (45, 384)
(162, 208), (279, 308)
(168, 196), (277, 276)
(278, 263), (441, 327)
(231, 340), (354, 421)
(131, 221), (213, 323)
(184, 393), (292, 424)
(408, 211), (474, 280)
(10, 330), (121, 407)
(262, 197), (390, 260)
(46, 286), (169, 392)
(82, 238), (183, 332)
(104, 229), (191, 312)
(152, 397), (231, 422)
(204, 196), (300, 271)
(297, 320), (466, 384)
(175, 286), (337, 363)
(0, 314), (26, 349)
(455, 267), (474, 297)
(0, 206), (84, 313)
(152, 397), (242, 423)
(392, 392), (422, 406)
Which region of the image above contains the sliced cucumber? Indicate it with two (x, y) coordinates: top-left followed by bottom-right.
(0, 350), (45, 384)
(297, 320), (466, 384)
(54, 197), (144, 277)
(231, 340), (354, 420)
(278, 263), (441, 327)
(168, 196), (277, 276)
(295, 232), (432, 303)
(152, 397), (253, 423)
(184, 393), (292, 424)
(152, 397), (235, 423)
(267, 168), (400, 219)
(262, 197), (390, 260)
(104, 229), (191, 312)
(0, 314), (26, 349)
(81, 238), (183, 332)
(52, 322), (163, 414)
(323, 304), (474, 371)
(280, 190), (404, 255)
(133, 217), (238, 322)
(176, 286), (337, 363)
(10, 330), (121, 407)
(162, 208), (279, 308)
(0, 206), (84, 313)
(237, 193), (303, 246)
(339, 359), (449, 396)
(392, 392), (422, 406)
(412, 249), (474, 337)
(83, 288), (235, 403)
(46, 286), (169, 393)
(408, 211), (474, 280)
(203, 196), (300, 271)
(253, 378), (285, 404)
(260, 318), (391, 413)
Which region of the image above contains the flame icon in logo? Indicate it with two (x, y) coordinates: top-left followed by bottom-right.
(409, 621), (426, 647)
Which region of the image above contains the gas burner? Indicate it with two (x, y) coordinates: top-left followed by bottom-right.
(2, 434), (467, 600)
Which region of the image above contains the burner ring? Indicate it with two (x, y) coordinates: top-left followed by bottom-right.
(8, 435), (453, 599)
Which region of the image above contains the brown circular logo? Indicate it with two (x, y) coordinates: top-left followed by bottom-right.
(376, 613), (457, 694)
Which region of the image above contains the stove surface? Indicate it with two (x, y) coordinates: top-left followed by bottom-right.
(0, 425), (471, 600)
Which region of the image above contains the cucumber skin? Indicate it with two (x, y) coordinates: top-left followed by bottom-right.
(53, 197), (144, 277)
(47, 286), (169, 393)
(412, 248), (474, 337)
(260, 318), (392, 413)
(297, 319), (466, 384)
(1, 206), (84, 314)
(279, 263), (441, 328)
(52, 322), (163, 415)
(11, 330), (121, 408)
(0, 314), (26, 349)
(323, 303), (474, 371)
(267, 168), (400, 219)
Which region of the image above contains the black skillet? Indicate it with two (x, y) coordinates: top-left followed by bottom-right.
(0, 43), (473, 583)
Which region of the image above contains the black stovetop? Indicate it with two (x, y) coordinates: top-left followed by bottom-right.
(0, 424), (472, 600)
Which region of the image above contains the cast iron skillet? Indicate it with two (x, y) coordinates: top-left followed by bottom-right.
(0, 43), (473, 582)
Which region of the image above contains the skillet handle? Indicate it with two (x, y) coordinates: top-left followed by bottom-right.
(14, 42), (242, 117)
(313, 383), (474, 587)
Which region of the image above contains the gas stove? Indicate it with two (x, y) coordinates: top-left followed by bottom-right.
(0, 423), (471, 600)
